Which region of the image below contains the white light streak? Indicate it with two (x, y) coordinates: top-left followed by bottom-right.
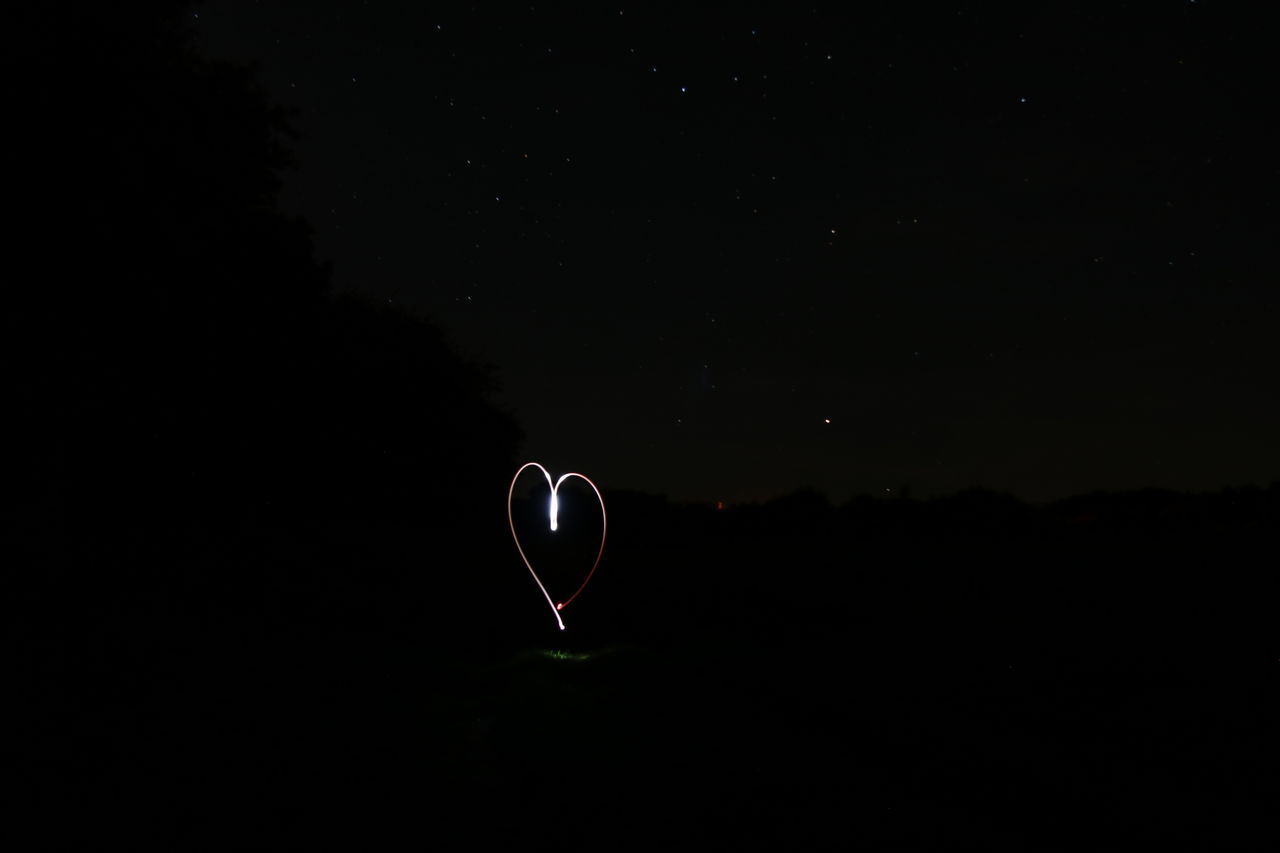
(507, 462), (607, 631)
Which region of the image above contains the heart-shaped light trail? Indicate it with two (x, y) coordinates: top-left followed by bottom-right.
(507, 462), (606, 630)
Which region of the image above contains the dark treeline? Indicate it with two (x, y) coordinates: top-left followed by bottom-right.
(592, 483), (1279, 659)
(10, 0), (520, 658)
(8, 6), (526, 841)
(7, 4), (1275, 848)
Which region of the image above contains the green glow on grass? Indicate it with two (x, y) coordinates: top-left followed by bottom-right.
(542, 649), (594, 662)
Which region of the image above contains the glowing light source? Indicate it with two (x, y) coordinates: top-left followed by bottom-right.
(507, 462), (607, 631)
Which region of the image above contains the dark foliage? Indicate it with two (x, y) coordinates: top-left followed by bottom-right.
(7, 5), (524, 841)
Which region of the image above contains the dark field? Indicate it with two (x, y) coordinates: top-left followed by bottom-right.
(11, 488), (1277, 848)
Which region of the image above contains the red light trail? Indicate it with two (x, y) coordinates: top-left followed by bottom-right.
(507, 462), (607, 630)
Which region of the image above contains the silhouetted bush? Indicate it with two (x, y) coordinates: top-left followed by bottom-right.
(8, 2), (522, 672)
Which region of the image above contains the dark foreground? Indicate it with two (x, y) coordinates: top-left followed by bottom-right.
(9, 487), (1279, 849)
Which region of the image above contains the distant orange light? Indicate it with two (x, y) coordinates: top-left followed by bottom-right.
(716, 501), (725, 510)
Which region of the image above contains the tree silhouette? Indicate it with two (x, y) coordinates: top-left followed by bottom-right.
(9, 2), (522, 627)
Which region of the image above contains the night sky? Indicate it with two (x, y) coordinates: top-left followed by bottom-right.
(195, 1), (1278, 504)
